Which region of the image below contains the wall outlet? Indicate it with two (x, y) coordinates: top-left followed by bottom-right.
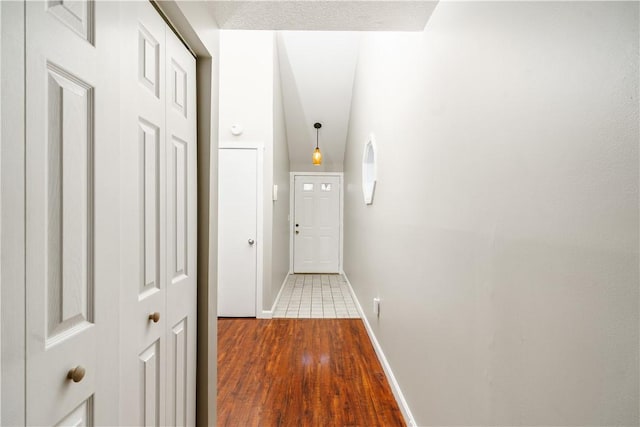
(373, 297), (380, 316)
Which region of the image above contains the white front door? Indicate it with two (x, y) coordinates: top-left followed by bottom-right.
(293, 175), (341, 273)
(218, 148), (258, 317)
(120, 2), (197, 425)
(25, 1), (120, 425)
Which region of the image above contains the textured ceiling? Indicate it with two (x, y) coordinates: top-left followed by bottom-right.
(207, 1), (437, 31)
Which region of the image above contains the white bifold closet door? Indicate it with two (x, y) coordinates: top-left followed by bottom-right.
(119, 2), (197, 426)
(25, 1), (121, 425)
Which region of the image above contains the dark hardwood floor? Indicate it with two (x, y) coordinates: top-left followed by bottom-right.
(217, 318), (405, 427)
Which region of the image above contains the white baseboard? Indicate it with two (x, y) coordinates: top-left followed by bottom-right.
(259, 310), (273, 319)
(342, 274), (417, 427)
(267, 273), (290, 315)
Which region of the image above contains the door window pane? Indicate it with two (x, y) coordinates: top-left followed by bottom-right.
(321, 183), (332, 192)
(303, 183), (314, 192)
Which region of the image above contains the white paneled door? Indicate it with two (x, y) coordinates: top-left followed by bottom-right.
(165, 24), (197, 427)
(120, 4), (166, 424)
(120, 2), (197, 426)
(218, 148), (259, 317)
(293, 175), (341, 273)
(25, 1), (120, 425)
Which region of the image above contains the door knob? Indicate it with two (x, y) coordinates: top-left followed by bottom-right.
(248, 239), (255, 245)
(148, 312), (160, 323)
(67, 366), (86, 383)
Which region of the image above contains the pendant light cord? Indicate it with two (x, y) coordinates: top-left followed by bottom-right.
(316, 127), (319, 149)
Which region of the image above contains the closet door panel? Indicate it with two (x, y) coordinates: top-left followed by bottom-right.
(121, 5), (197, 426)
(165, 29), (197, 427)
(119, 2), (167, 426)
(25, 1), (120, 425)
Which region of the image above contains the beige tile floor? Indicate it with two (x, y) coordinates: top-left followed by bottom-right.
(273, 274), (360, 319)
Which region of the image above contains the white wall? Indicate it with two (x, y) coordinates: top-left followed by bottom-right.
(277, 32), (359, 172)
(219, 31), (274, 144)
(343, 2), (639, 426)
(218, 30), (291, 313)
(272, 38), (291, 302)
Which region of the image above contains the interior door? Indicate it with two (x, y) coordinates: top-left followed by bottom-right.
(218, 148), (258, 317)
(164, 26), (197, 427)
(119, 3), (167, 426)
(25, 1), (120, 425)
(120, 2), (197, 425)
(293, 175), (341, 273)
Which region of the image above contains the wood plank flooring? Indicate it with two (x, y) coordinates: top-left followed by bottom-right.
(217, 319), (405, 427)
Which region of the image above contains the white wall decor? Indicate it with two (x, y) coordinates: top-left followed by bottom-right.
(362, 134), (377, 205)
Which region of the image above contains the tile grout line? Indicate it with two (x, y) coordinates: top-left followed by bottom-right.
(273, 273), (361, 319)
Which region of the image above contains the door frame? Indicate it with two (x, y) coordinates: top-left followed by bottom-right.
(1, 2), (26, 424)
(219, 142), (265, 318)
(289, 172), (344, 275)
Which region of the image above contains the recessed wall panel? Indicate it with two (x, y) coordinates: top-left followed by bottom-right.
(303, 237), (314, 262)
(46, 63), (94, 345)
(138, 24), (159, 97)
(172, 136), (188, 282)
(319, 236), (331, 264)
(318, 196), (331, 228)
(47, 0), (94, 44)
(172, 319), (188, 427)
(303, 197), (314, 227)
(171, 60), (187, 117)
(55, 395), (94, 427)
(139, 341), (160, 427)
(139, 118), (160, 298)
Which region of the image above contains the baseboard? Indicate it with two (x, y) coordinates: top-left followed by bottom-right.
(259, 310), (273, 319)
(342, 274), (417, 427)
(266, 273), (290, 316)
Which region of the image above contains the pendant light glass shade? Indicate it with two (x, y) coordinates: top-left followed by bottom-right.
(312, 147), (322, 165)
(312, 122), (323, 166)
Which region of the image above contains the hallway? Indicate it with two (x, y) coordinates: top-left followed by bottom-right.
(1, 1), (638, 426)
(217, 318), (404, 426)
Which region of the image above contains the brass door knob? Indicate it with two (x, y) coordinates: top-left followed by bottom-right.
(67, 366), (86, 383)
(148, 312), (160, 323)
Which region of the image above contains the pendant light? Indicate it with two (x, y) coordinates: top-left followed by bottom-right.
(312, 122), (323, 166)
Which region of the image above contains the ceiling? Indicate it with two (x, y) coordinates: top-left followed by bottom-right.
(207, 1), (438, 171)
(277, 31), (360, 171)
(206, 1), (438, 31)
